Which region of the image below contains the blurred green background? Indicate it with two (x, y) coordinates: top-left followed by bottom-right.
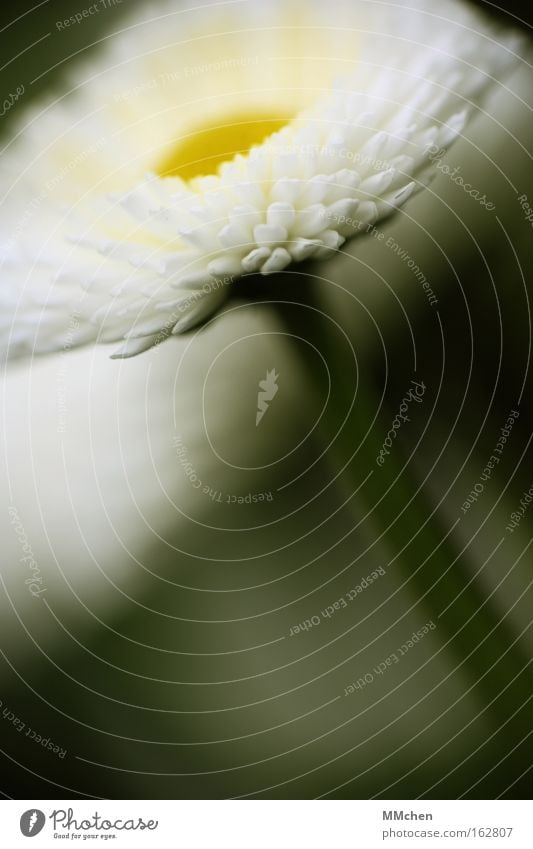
(0, 0), (532, 799)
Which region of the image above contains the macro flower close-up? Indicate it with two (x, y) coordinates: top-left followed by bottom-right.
(0, 0), (532, 821)
(0, 0), (523, 357)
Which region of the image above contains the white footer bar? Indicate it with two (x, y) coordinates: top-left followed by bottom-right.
(1, 799), (530, 847)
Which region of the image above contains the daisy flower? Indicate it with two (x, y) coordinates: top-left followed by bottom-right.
(0, 0), (522, 359)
